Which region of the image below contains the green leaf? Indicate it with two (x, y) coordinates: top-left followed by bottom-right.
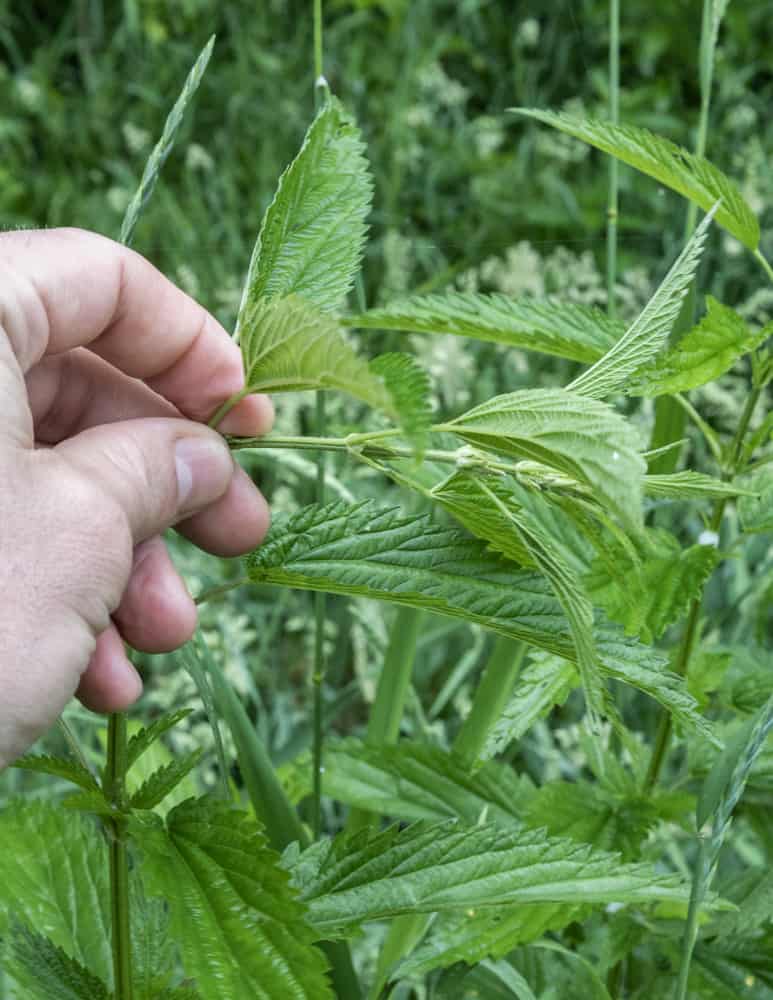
(133, 797), (332, 999)
(239, 295), (393, 413)
(130, 882), (178, 1000)
(514, 109), (758, 249)
(7, 922), (110, 1000)
(184, 634), (308, 851)
(346, 293), (622, 363)
(567, 208), (715, 399)
(126, 709), (194, 771)
(301, 739), (533, 824)
(179, 654), (230, 800)
(432, 470), (606, 725)
(129, 748), (204, 810)
(370, 352), (432, 450)
(644, 471), (760, 500)
(288, 820), (690, 936)
(245, 502), (715, 741)
(738, 469), (773, 534)
(630, 297), (771, 396)
(524, 780), (659, 861)
(11, 753), (100, 793)
(481, 653), (577, 760)
(395, 904), (586, 979)
(238, 95), (371, 320)
(442, 388), (645, 531)
(691, 938), (773, 998)
(61, 790), (119, 818)
(711, 867), (773, 937)
(586, 529), (720, 642)
(0, 801), (112, 986)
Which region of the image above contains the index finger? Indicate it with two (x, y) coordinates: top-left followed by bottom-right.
(0, 227), (271, 429)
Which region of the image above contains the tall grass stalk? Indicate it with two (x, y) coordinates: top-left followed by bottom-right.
(311, 0), (327, 843)
(648, 0), (723, 476)
(606, 0), (620, 319)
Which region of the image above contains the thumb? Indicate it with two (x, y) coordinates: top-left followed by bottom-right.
(56, 418), (235, 544)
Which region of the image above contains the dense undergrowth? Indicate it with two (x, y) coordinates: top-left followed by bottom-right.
(1, 2), (772, 998)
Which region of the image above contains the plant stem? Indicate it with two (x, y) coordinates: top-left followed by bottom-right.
(674, 836), (707, 1000)
(229, 432), (523, 478)
(105, 713), (133, 1000)
(453, 637), (526, 770)
(644, 386), (762, 792)
(347, 606), (425, 834)
(194, 578), (251, 605)
(648, 0), (717, 477)
(367, 607), (425, 746)
(313, 0), (323, 81)
(754, 248), (773, 285)
(208, 386), (251, 430)
(312, 396), (327, 841)
(310, 0), (327, 844)
(606, 0), (620, 319)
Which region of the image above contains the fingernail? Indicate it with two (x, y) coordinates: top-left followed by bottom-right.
(175, 437), (233, 515)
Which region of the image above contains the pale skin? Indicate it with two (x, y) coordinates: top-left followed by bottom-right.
(0, 228), (274, 768)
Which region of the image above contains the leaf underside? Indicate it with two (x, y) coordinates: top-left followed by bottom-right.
(239, 295), (393, 413)
(347, 292), (623, 364)
(245, 501), (714, 739)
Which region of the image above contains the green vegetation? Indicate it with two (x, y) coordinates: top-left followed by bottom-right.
(1, 2), (772, 997)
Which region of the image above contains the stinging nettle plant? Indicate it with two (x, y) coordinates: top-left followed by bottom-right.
(2, 4), (773, 999)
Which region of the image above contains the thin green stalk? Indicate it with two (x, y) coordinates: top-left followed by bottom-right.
(644, 386), (762, 792)
(648, 0), (718, 476)
(754, 248), (773, 285)
(453, 637), (526, 770)
(208, 386), (251, 429)
(366, 607), (425, 746)
(105, 713), (133, 1000)
(312, 394), (327, 842)
(194, 578), (250, 606)
(229, 432), (535, 480)
(313, 0), (323, 82)
(347, 606), (425, 834)
(310, 0), (328, 846)
(674, 836), (707, 1000)
(606, 0), (620, 319)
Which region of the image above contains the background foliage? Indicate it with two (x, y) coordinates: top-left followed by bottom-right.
(1, 1), (772, 997)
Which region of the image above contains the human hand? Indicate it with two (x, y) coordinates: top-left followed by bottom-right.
(0, 228), (273, 767)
